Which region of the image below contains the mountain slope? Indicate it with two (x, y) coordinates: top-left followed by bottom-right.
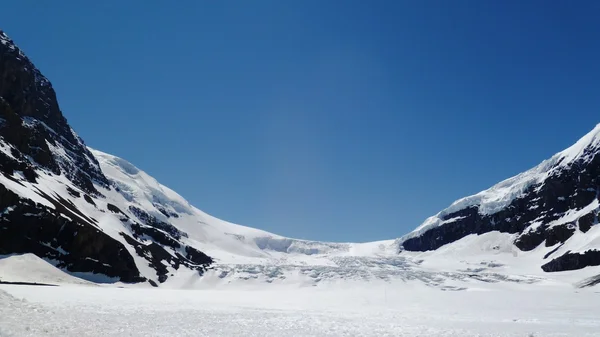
(0, 30), (213, 286)
(398, 124), (600, 273)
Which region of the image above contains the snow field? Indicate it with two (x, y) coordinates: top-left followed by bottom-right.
(1, 284), (599, 337)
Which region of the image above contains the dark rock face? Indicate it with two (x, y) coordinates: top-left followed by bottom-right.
(184, 246), (212, 266)
(0, 185), (144, 282)
(0, 30), (213, 284)
(154, 203), (179, 218)
(130, 222), (181, 249)
(107, 203), (125, 214)
(402, 136), (600, 273)
(542, 250), (600, 272)
(121, 230), (212, 283)
(0, 31), (109, 195)
(123, 206), (213, 282)
(129, 205), (187, 240)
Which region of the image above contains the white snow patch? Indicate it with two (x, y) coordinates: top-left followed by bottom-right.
(1, 284), (600, 337)
(0, 254), (93, 285)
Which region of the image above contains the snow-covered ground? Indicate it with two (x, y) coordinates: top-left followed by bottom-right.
(0, 254), (93, 285)
(1, 282), (599, 337)
(2, 244), (600, 337)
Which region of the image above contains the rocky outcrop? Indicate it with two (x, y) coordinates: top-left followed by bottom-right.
(0, 184), (144, 282)
(542, 250), (600, 272)
(128, 205), (187, 240)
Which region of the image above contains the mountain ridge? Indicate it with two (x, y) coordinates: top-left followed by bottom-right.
(399, 122), (600, 274)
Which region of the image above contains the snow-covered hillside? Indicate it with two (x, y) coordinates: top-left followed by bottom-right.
(398, 123), (600, 277)
(89, 149), (424, 287)
(91, 148), (384, 263)
(83, 149), (595, 289)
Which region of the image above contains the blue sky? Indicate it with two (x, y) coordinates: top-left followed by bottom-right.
(2, 1), (599, 242)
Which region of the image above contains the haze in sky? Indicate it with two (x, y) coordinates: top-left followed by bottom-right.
(1, 1), (599, 242)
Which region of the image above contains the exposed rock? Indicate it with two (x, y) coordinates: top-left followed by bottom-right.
(120, 232), (212, 282)
(107, 203), (124, 214)
(154, 202), (179, 218)
(66, 186), (81, 198)
(579, 211), (596, 233)
(128, 205), (187, 240)
(542, 250), (600, 272)
(130, 222), (181, 249)
(0, 184), (144, 283)
(83, 194), (96, 206)
(184, 246), (213, 267)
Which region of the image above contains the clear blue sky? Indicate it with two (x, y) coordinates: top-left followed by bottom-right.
(2, 1), (599, 242)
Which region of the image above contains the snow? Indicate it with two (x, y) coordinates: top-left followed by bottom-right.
(1, 283), (599, 337)
(0, 140), (16, 160)
(3, 231), (599, 336)
(0, 31), (17, 52)
(88, 147), (408, 285)
(543, 222), (600, 257)
(558, 123), (600, 164)
(0, 169), (55, 209)
(542, 199), (597, 230)
(0, 254), (93, 285)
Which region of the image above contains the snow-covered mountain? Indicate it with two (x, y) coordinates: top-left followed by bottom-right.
(1, 29), (600, 290)
(398, 124), (600, 276)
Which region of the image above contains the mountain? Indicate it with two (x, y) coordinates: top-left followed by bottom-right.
(398, 124), (600, 275)
(1, 29), (600, 289)
(0, 30), (213, 286)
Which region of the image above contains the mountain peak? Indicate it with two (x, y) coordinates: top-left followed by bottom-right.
(556, 123), (600, 166)
(0, 30), (50, 88)
(0, 29), (108, 194)
(0, 30), (19, 54)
